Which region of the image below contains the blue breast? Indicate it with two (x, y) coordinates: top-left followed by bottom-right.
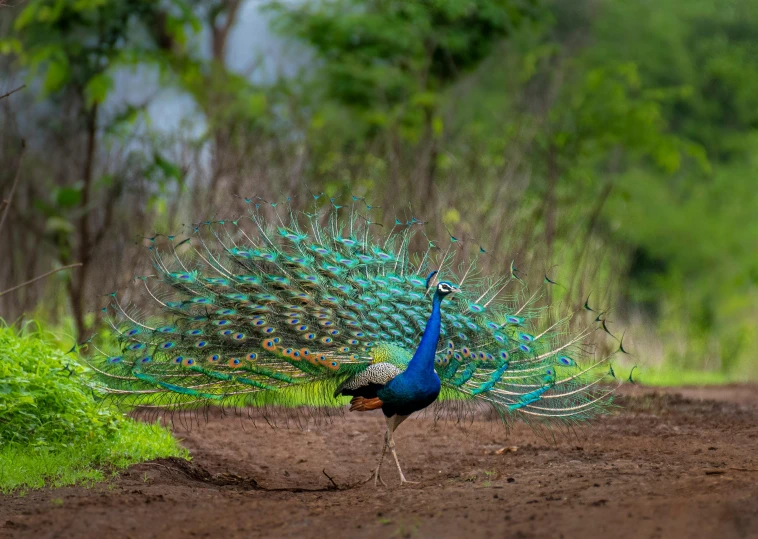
(378, 369), (441, 417)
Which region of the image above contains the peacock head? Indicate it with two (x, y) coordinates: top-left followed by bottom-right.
(435, 281), (460, 299)
(426, 271), (460, 300)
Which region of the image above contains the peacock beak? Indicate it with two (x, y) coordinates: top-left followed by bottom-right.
(450, 285), (461, 294)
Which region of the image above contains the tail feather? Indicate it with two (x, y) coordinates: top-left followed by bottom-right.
(87, 197), (619, 427)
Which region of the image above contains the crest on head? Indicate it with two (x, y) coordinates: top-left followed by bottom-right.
(425, 270), (439, 289)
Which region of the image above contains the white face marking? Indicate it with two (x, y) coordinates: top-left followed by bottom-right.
(437, 282), (454, 293)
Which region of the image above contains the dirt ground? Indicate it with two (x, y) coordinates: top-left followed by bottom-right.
(2, 385), (758, 539)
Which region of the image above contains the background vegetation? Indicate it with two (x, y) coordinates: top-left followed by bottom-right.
(0, 325), (185, 492)
(1, 0), (757, 382)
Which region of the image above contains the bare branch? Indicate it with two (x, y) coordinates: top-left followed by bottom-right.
(0, 85), (26, 101)
(0, 139), (26, 235)
(211, 0), (242, 61)
(0, 263), (83, 298)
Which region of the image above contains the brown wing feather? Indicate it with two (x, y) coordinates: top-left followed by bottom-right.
(349, 396), (384, 412)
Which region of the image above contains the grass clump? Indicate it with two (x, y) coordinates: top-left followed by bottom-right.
(0, 324), (186, 494)
(636, 368), (733, 387)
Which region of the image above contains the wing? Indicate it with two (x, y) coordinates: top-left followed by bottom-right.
(334, 362), (402, 398)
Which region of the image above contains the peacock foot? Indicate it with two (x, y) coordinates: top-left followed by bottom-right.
(361, 467), (388, 487)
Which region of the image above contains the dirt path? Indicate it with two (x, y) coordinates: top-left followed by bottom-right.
(2, 386), (758, 539)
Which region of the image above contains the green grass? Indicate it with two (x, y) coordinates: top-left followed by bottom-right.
(0, 421), (186, 494)
(636, 368), (734, 386)
(0, 323), (187, 494)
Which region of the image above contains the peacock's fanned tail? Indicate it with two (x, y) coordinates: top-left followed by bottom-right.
(86, 196), (619, 427)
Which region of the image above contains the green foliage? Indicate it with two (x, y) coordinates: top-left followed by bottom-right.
(591, 0), (758, 373)
(0, 324), (111, 447)
(269, 0), (539, 104)
(7, 0), (198, 103)
(636, 368), (732, 387)
(5, 0), (758, 382)
(0, 324), (186, 492)
(268, 0), (540, 142)
(263, 0), (758, 378)
(590, 0), (758, 161)
(3, 0), (196, 340)
(0, 421), (185, 494)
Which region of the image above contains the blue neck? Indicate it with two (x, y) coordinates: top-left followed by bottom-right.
(406, 292), (443, 374)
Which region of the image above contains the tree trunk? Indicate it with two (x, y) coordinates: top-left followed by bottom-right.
(70, 103), (98, 340)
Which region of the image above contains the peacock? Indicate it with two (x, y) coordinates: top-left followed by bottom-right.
(85, 195), (619, 486)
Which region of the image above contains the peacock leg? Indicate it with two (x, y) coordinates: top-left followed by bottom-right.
(386, 415), (416, 485)
(362, 429), (388, 487)
(374, 431), (389, 486)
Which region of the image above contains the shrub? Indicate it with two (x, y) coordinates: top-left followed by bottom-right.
(0, 324), (186, 492)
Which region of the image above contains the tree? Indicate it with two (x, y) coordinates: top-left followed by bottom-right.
(2, 0), (196, 337)
(267, 0), (541, 209)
